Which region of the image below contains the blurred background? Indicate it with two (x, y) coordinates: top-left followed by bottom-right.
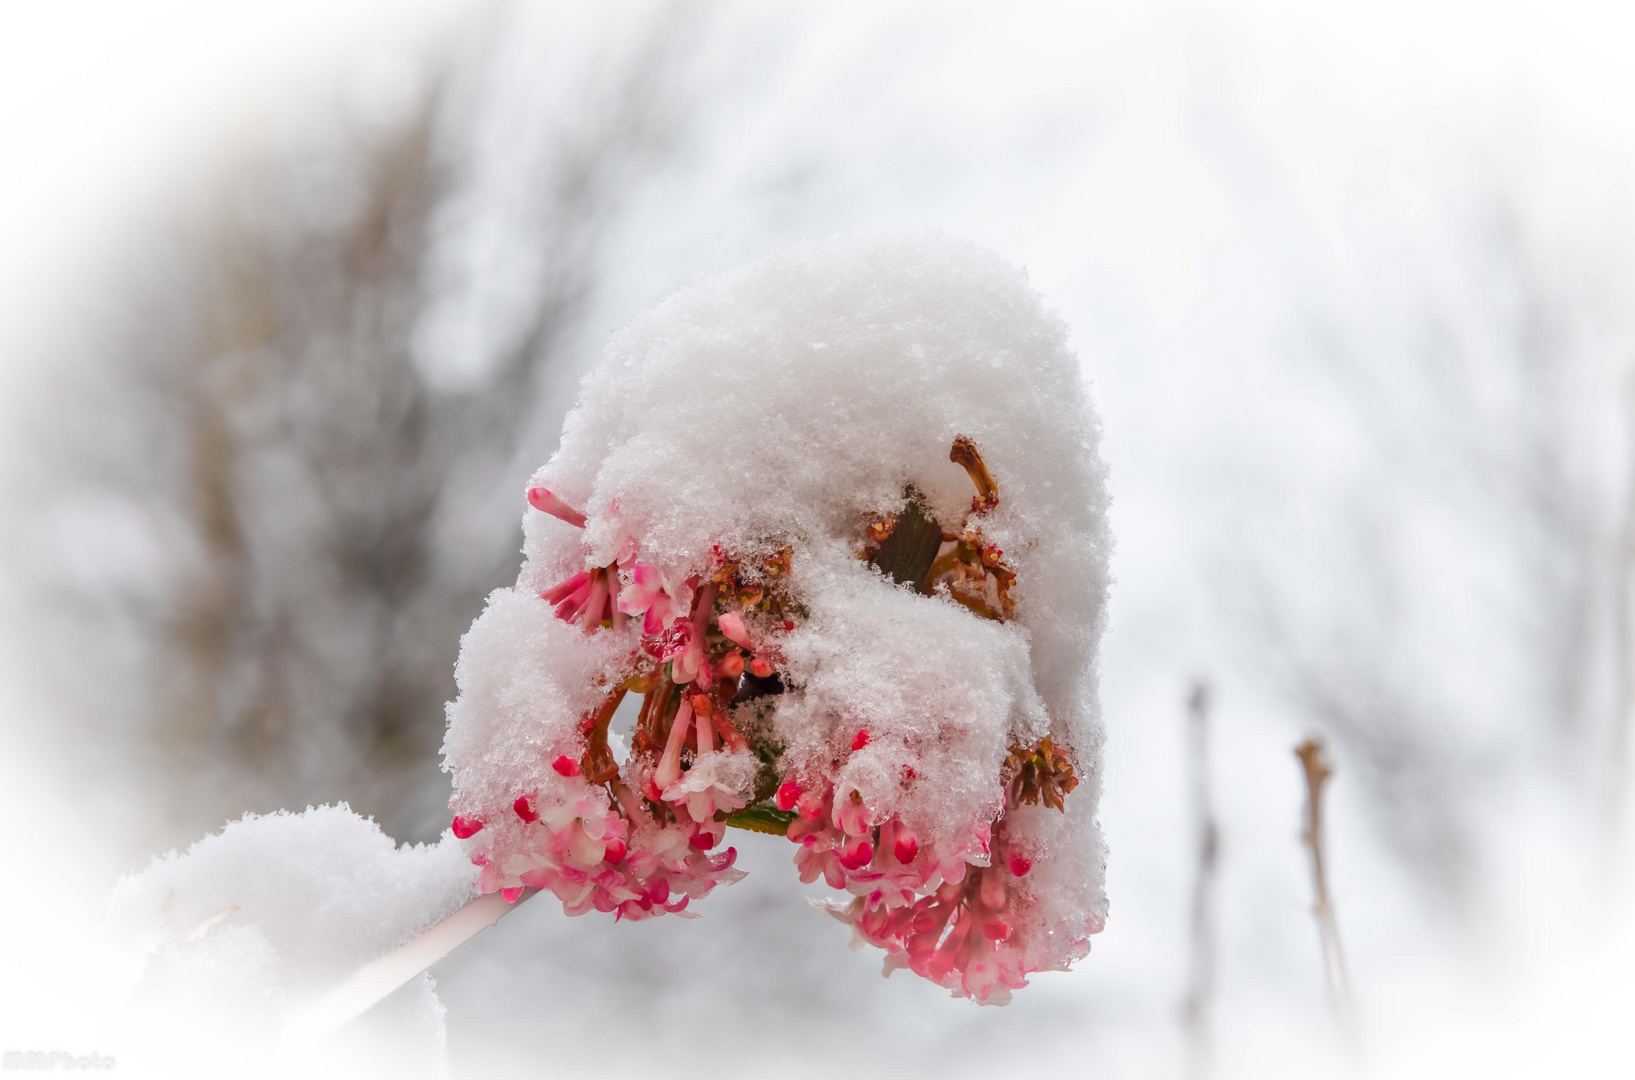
(4, 1), (1635, 1076)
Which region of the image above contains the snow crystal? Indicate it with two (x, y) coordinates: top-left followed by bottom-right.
(109, 804), (476, 1044)
(443, 232), (1111, 1000)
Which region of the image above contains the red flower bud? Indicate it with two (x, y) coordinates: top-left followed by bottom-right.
(774, 781), (803, 811)
(451, 816), (483, 839)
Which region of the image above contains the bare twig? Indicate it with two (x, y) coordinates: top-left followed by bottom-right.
(1295, 736), (1356, 1043)
(1180, 681), (1220, 1080)
(280, 888), (537, 1046)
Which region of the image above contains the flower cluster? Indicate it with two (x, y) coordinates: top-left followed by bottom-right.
(449, 436), (1093, 1001)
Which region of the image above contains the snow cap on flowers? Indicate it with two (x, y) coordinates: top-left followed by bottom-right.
(443, 232), (1111, 997)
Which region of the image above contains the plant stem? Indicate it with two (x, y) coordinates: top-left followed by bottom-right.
(1181, 681), (1219, 1080)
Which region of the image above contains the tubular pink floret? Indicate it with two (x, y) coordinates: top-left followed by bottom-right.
(693, 695), (716, 753)
(653, 697), (694, 792)
(527, 487), (587, 528)
(540, 571), (590, 606)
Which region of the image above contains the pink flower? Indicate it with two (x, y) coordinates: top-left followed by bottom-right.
(795, 839), (848, 889)
(617, 564), (681, 635)
(717, 610), (754, 649)
(652, 697), (694, 793)
(451, 816), (483, 839)
(837, 836), (875, 870)
(514, 795), (539, 823)
(833, 789), (872, 836)
(662, 751), (751, 823)
(552, 755), (581, 777)
(527, 487), (587, 528)
(669, 582), (717, 687)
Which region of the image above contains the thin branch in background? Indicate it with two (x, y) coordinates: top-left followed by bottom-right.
(1601, 373), (1635, 864)
(1295, 736), (1356, 1044)
(1180, 680), (1220, 1080)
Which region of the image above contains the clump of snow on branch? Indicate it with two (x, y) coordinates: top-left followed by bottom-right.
(443, 232), (1111, 1002)
(109, 805), (476, 1042)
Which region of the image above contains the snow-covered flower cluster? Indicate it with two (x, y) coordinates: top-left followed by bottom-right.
(443, 233), (1111, 1003)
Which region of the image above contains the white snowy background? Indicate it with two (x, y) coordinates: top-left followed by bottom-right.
(4, 1), (1635, 1077)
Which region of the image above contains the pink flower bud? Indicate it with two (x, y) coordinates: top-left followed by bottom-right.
(551, 755), (581, 777)
(513, 795), (539, 823)
(750, 654), (774, 678)
(451, 816), (483, 839)
(603, 836), (627, 864)
(526, 487), (587, 528)
(502, 886), (524, 904)
(796, 790), (825, 822)
(894, 826), (920, 865)
(1007, 854), (1033, 877)
(717, 610), (754, 649)
(851, 728), (871, 751)
(716, 651), (745, 678)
